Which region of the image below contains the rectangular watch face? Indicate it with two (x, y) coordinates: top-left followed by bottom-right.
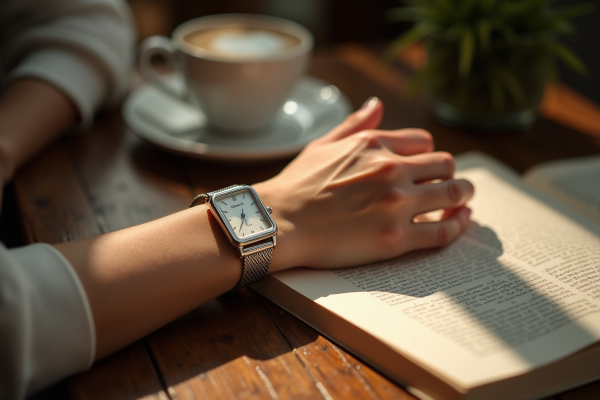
(212, 187), (275, 242)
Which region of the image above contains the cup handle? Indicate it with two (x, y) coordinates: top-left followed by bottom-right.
(138, 35), (186, 99)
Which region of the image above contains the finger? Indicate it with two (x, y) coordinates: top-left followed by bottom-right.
(407, 206), (472, 250)
(414, 179), (474, 214)
(373, 128), (434, 155)
(441, 207), (460, 220)
(403, 151), (455, 183)
(319, 97), (383, 143)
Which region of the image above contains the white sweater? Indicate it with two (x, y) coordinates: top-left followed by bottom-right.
(0, 244), (95, 399)
(0, 0), (134, 398)
(0, 0), (134, 128)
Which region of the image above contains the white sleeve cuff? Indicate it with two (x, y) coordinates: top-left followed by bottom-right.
(10, 243), (96, 395)
(7, 49), (107, 130)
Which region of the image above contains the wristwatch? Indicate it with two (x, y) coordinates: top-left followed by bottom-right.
(190, 185), (277, 291)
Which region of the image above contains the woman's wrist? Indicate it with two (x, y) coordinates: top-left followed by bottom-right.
(253, 181), (303, 274)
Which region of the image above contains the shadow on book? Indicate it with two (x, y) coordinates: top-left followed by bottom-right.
(320, 222), (596, 364)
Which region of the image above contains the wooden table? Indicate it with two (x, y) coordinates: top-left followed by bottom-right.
(13, 43), (600, 400)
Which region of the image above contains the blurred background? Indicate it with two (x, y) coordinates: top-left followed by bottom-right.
(127, 0), (600, 105)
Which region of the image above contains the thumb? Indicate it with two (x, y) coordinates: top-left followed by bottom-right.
(319, 97), (383, 142)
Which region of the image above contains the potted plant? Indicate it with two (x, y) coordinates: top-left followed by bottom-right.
(385, 0), (593, 130)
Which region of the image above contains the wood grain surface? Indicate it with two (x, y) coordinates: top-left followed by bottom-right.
(14, 43), (600, 400)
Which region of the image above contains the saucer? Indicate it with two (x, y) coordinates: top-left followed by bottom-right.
(123, 76), (351, 161)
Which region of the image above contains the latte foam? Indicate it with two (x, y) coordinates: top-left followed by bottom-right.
(185, 27), (300, 59)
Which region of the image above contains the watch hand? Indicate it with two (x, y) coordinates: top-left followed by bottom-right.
(239, 210), (245, 232)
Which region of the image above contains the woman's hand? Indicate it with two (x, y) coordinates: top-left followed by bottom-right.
(256, 98), (474, 272)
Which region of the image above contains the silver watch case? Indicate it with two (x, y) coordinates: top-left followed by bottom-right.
(206, 185), (277, 257)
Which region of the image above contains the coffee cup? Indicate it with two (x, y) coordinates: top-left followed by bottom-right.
(138, 14), (313, 132)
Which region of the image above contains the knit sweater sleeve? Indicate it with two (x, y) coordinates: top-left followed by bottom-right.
(0, 0), (135, 129)
(0, 243), (95, 400)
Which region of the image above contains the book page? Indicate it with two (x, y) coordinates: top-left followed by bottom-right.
(264, 152), (600, 389)
(523, 154), (600, 225)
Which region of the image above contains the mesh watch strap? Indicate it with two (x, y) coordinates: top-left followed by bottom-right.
(232, 244), (274, 291)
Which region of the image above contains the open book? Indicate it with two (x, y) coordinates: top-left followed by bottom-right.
(252, 152), (600, 400)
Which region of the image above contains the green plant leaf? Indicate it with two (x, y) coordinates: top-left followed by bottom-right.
(431, 0), (452, 13)
(480, 0), (501, 14)
(457, 0), (477, 19)
(477, 20), (492, 51)
(553, 3), (594, 22)
(383, 0), (591, 105)
(404, 0), (436, 10)
(496, 65), (526, 106)
(548, 41), (587, 75)
(553, 21), (575, 36)
(540, 55), (560, 83)
(495, 23), (518, 44)
(459, 27), (475, 77)
(383, 22), (436, 63)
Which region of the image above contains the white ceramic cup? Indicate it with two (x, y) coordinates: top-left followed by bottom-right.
(138, 14), (313, 132)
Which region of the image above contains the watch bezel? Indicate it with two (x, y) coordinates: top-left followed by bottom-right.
(207, 185), (277, 247)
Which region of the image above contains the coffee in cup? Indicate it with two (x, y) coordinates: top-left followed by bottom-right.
(139, 14), (313, 132)
(184, 27), (301, 59)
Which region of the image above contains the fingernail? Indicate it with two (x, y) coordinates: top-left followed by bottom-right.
(360, 96), (379, 112)
(464, 207), (472, 218)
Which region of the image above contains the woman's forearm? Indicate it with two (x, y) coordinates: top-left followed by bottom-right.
(0, 79), (77, 184)
(54, 206), (244, 360)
